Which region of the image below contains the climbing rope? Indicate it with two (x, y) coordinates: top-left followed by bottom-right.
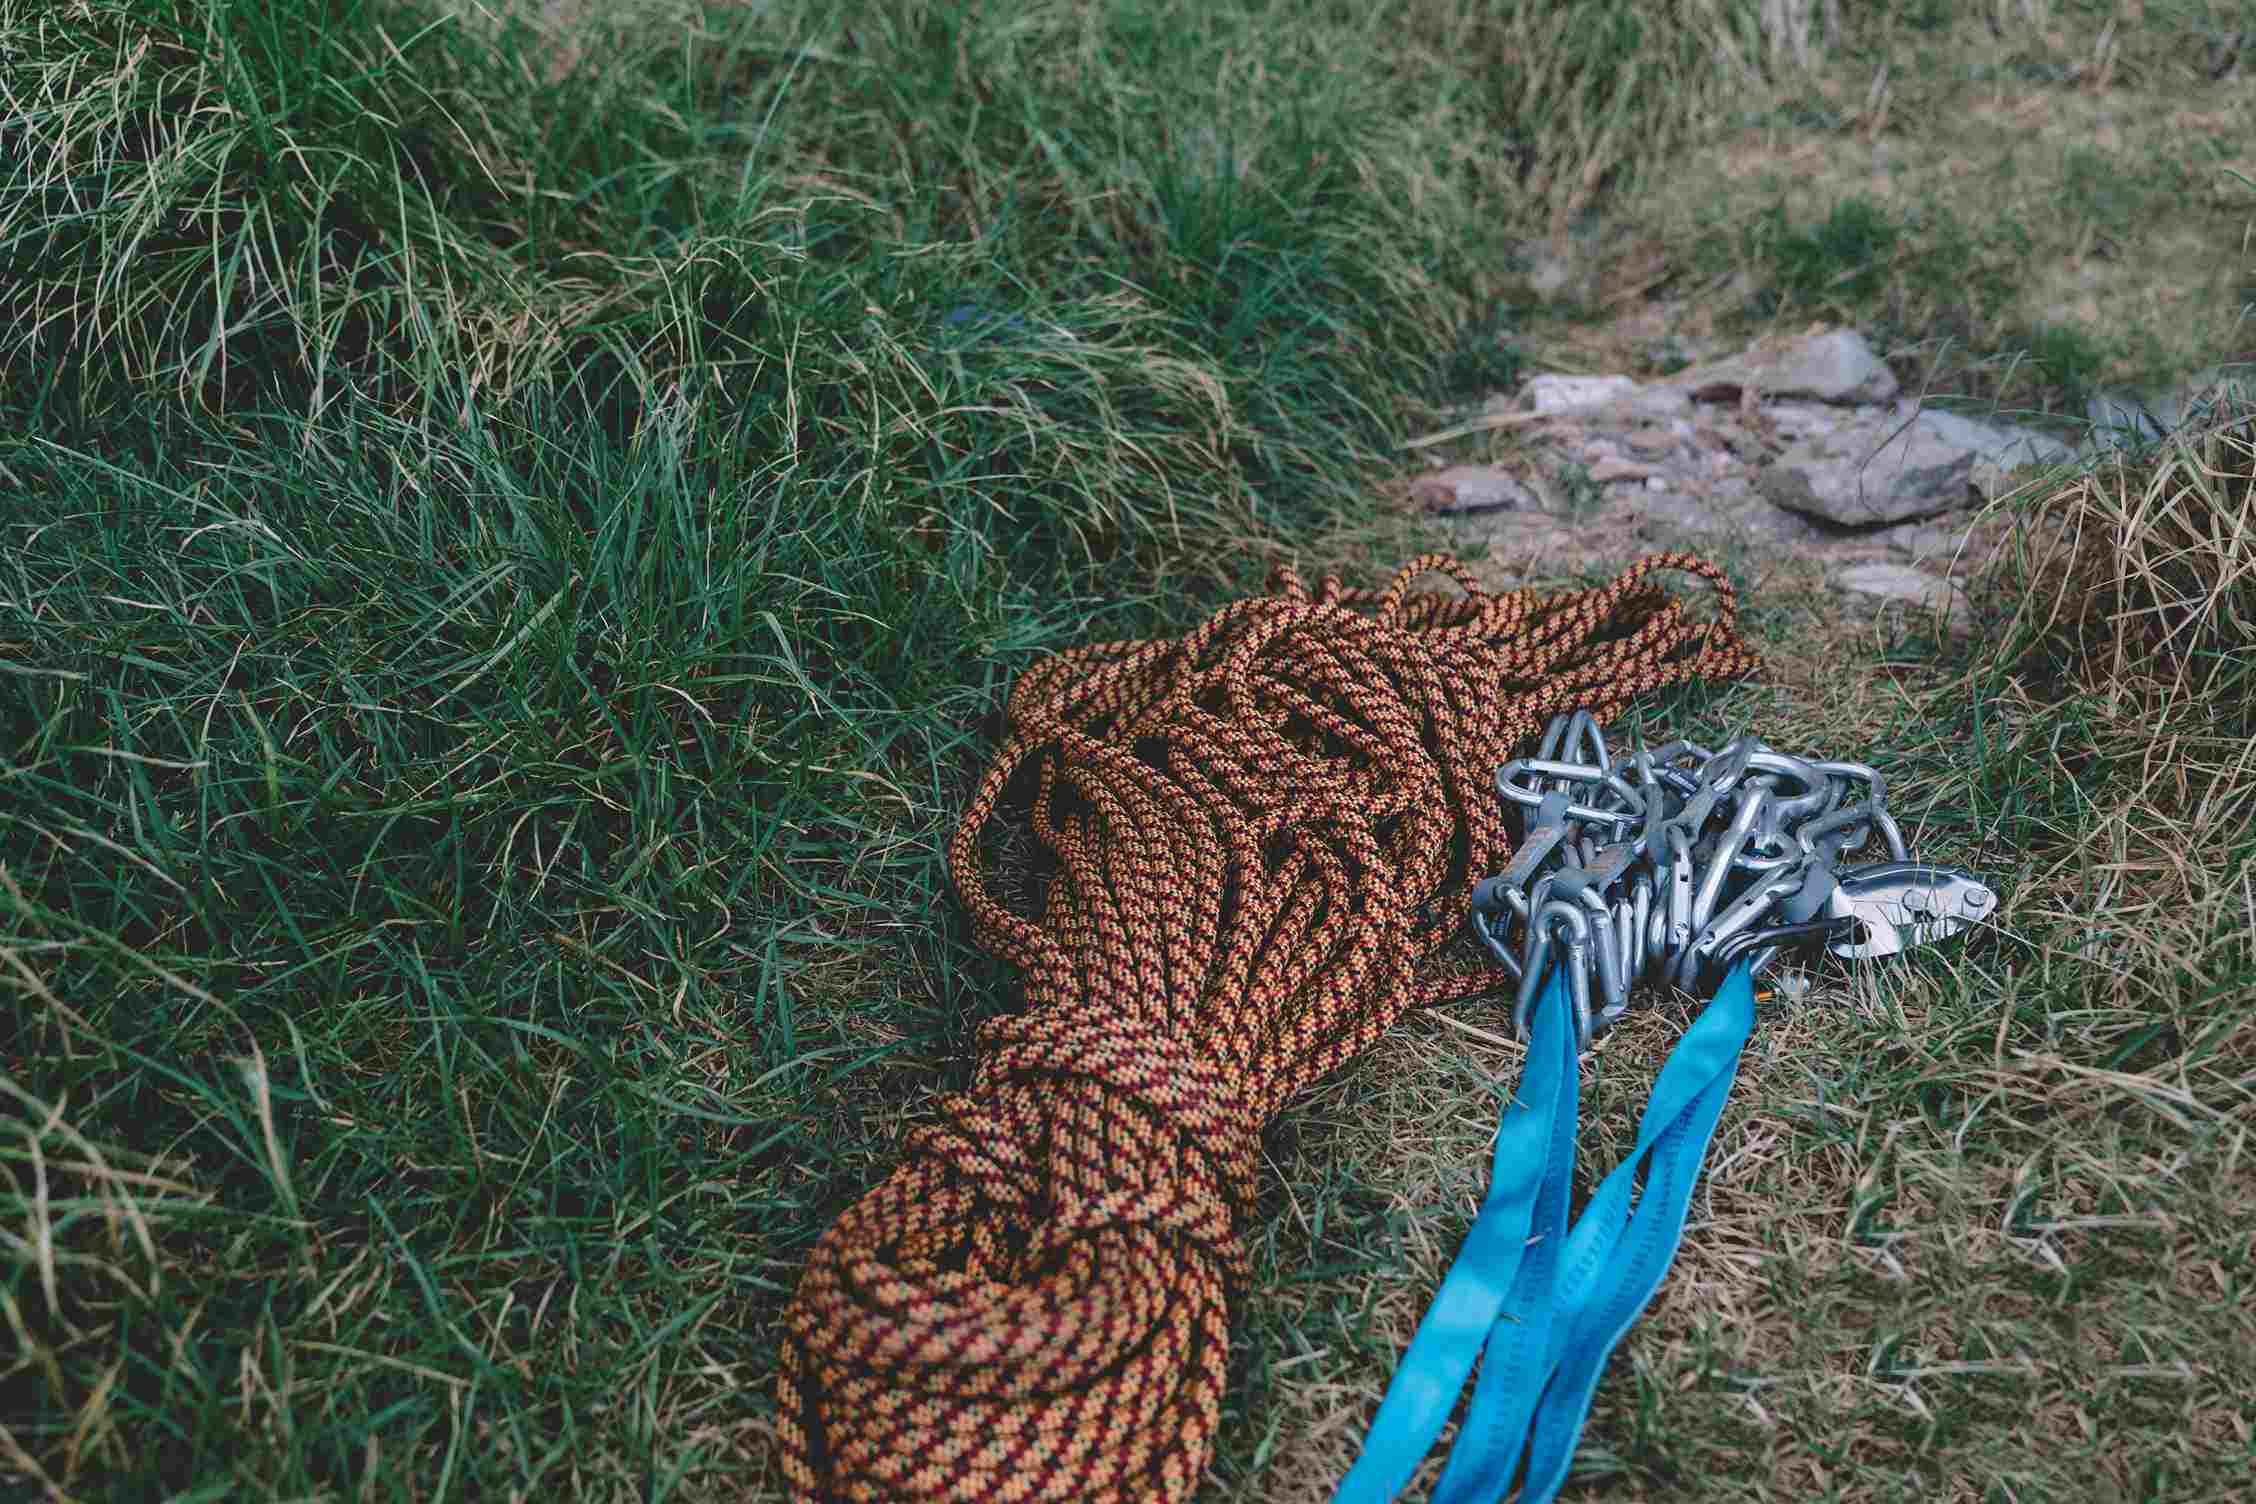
(774, 551), (1762, 1502)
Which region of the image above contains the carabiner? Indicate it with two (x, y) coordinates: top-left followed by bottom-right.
(1514, 900), (1597, 1051)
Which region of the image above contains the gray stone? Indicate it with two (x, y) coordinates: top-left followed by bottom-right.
(1666, 328), (1898, 406)
(1916, 408), (2075, 467)
(1524, 373), (1639, 415)
(2085, 388), (2172, 445)
(1915, 408), (2080, 498)
(1410, 464), (1533, 515)
(1884, 521), (1971, 566)
(1757, 403), (2076, 528)
(2150, 366), (2254, 436)
(1410, 324), (2141, 578)
(1587, 456), (1659, 484)
(1766, 400), (1856, 441)
(1500, 240), (1599, 310)
(1757, 410), (1974, 527)
(1606, 386), (1697, 422)
(1834, 563), (1972, 626)
(1525, 250), (1587, 303)
(2190, 364), (2255, 399)
(2085, 367), (2256, 448)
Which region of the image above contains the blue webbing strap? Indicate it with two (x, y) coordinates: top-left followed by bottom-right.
(1333, 960), (1758, 1504)
(1329, 954), (1582, 1503)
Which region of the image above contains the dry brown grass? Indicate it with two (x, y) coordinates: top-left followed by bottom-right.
(1976, 389), (2256, 705)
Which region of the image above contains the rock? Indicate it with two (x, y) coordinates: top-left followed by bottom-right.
(1765, 400), (1855, 441)
(1410, 464), (1533, 515)
(1600, 386), (1697, 422)
(2190, 364), (2254, 397)
(1883, 521), (1969, 565)
(2087, 366), (2256, 448)
(1757, 409), (1973, 527)
(1510, 240), (1600, 309)
(1417, 324), (2098, 576)
(1916, 408), (2078, 497)
(1526, 251), (1586, 304)
(1666, 328), (1899, 406)
(1906, 409), (2074, 467)
(1834, 563), (1972, 627)
(1516, 375), (1693, 434)
(2183, 367), (2256, 435)
(1757, 403), (2074, 528)
(1524, 373), (1640, 415)
(2085, 388), (2171, 446)
(1588, 457), (1659, 484)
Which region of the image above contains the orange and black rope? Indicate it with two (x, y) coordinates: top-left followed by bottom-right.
(775, 552), (1761, 1502)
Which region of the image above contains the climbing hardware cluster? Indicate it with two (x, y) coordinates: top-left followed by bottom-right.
(1466, 712), (1997, 1049)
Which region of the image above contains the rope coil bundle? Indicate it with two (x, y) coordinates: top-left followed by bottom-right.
(776, 552), (1761, 1502)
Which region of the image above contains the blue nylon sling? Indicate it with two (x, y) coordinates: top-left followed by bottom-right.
(1333, 959), (1757, 1504)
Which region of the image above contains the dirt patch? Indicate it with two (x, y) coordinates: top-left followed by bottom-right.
(1618, 13), (2253, 400)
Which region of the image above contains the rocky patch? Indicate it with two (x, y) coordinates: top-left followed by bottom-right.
(1409, 326), (2249, 615)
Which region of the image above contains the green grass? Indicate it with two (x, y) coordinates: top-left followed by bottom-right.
(1718, 193), (2134, 422)
(1, 0), (1860, 1497)
(1611, 1), (2255, 434)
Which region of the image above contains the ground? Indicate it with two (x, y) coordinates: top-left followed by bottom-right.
(3, 1), (2252, 1500)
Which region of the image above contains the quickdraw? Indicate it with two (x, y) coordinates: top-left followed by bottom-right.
(1334, 714), (1995, 1503)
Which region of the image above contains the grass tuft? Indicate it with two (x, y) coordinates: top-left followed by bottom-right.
(1976, 382), (2256, 711)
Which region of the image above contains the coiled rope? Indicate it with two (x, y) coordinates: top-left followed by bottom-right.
(775, 552), (1761, 1502)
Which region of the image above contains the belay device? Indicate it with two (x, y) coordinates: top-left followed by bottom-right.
(1334, 711), (1994, 1504)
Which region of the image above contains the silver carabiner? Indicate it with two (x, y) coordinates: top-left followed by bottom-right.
(1513, 899), (1597, 1050)
(1675, 860), (1808, 991)
(1689, 785), (1770, 937)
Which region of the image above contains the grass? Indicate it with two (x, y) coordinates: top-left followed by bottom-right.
(0, 0), (1854, 1497)
(1488, 1), (2255, 431)
(6, 0), (2254, 1500)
